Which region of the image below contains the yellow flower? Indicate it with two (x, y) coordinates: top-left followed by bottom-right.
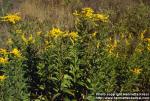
(93, 14), (109, 22)
(147, 44), (150, 51)
(144, 38), (150, 43)
(68, 32), (79, 45)
(140, 29), (147, 40)
(69, 32), (79, 41)
(0, 57), (8, 64)
(143, 38), (150, 51)
(45, 40), (49, 45)
(21, 34), (28, 44)
(62, 31), (69, 37)
(16, 29), (22, 34)
(113, 39), (117, 48)
(106, 39), (118, 54)
(0, 75), (6, 81)
(96, 42), (100, 48)
(92, 32), (97, 37)
(1, 12), (21, 24)
(81, 7), (94, 19)
(36, 31), (42, 36)
(131, 68), (142, 75)
(0, 48), (8, 55)
(28, 34), (35, 43)
(73, 10), (79, 16)
(49, 28), (63, 38)
(11, 48), (21, 57)
(21, 34), (35, 44)
(74, 7), (109, 23)
(125, 38), (130, 46)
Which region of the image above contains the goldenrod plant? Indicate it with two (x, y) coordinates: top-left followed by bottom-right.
(0, 48), (29, 100)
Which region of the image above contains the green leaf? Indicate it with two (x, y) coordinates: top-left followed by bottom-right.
(63, 89), (75, 97)
(52, 93), (61, 101)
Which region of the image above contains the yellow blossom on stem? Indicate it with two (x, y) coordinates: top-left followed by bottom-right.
(140, 29), (147, 40)
(49, 28), (63, 38)
(36, 31), (42, 36)
(68, 32), (79, 45)
(93, 14), (109, 22)
(16, 29), (22, 34)
(69, 32), (79, 41)
(21, 34), (28, 44)
(96, 42), (100, 48)
(147, 44), (150, 51)
(144, 38), (150, 43)
(73, 7), (109, 23)
(21, 34), (35, 44)
(1, 12), (21, 24)
(0, 75), (6, 81)
(106, 39), (118, 55)
(0, 57), (8, 64)
(92, 32), (97, 38)
(73, 10), (79, 16)
(11, 48), (22, 57)
(131, 68), (142, 75)
(0, 48), (8, 55)
(125, 38), (130, 46)
(63, 31), (69, 37)
(81, 7), (94, 19)
(28, 34), (35, 43)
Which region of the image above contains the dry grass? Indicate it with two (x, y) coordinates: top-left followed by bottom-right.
(18, 0), (74, 29)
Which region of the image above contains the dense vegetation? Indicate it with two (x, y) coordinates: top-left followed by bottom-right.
(0, 0), (150, 100)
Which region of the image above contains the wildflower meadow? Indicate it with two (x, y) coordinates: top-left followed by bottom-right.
(0, 0), (150, 101)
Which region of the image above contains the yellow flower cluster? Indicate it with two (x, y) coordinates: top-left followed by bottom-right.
(36, 31), (42, 36)
(131, 68), (142, 75)
(135, 45), (143, 53)
(48, 28), (64, 38)
(73, 7), (109, 22)
(0, 48), (8, 55)
(11, 48), (22, 57)
(21, 34), (35, 44)
(144, 38), (150, 42)
(106, 38), (118, 54)
(143, 37), (150, 51)
(48, 28), (79, 44)
(0, 57), (8, 64)
(81, 8), (94, 19)
(139, 29), (150, 51)
(0, 48), (22, 64)
(92, 32), (97, 38)
(140, 30), (147, 40)
(96, 42), (100, 48)
(68, 32), (79, 45)
(0, 75), (6, 81)
(16, 29), (22, 34)
(1, 13), (21, 24)
(93, 14), (109, 22)
(69, 32), (79, 41)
